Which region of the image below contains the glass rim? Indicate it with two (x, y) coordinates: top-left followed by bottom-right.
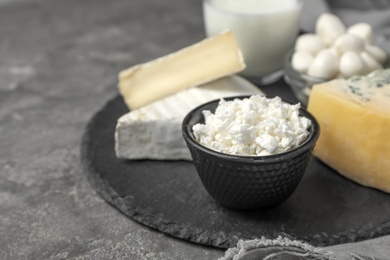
(203, 0), (303, 16)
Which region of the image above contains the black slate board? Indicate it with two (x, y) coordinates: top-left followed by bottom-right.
(81, 78), (390, 249)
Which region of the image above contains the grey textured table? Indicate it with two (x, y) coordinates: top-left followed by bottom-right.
(3, 0), (390, 260)
(0, 0), (224, 259)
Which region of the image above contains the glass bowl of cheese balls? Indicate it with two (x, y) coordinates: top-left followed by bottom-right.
(182, 95), (320, 210)
(284, 13), (388, 105)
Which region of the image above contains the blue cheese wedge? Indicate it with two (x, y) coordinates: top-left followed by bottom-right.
(115, 76), (263, 160)
(308, 68), (390, 192)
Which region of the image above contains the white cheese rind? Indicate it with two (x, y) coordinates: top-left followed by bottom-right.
(115, 76), (263, 160)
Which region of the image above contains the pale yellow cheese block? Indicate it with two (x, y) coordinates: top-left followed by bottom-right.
(308, 69), (390, 193)
(119, 30), (245, 110)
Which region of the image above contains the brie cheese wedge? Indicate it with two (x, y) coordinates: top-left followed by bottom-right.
(119, 30), (245, 110)
(115, 76), (263, 160)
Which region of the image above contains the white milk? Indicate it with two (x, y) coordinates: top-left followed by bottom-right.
(203, 0), (302, 78)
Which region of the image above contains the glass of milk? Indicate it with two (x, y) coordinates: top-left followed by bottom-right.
(203, 0), (302, 84)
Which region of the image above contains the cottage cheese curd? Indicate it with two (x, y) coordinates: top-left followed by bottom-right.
(192, 95), (311, 156)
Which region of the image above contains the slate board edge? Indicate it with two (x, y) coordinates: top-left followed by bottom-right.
(80, 94), (390, 249)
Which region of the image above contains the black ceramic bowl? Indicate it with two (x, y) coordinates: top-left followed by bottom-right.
(182, 95), (320, 210)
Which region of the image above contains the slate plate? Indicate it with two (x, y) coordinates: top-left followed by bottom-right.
(81, 79), (390, 249)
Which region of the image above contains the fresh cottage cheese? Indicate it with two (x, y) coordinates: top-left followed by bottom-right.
(192, 95), (311, 156)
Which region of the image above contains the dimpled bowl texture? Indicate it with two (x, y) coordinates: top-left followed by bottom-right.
(182, 95), (320, 210)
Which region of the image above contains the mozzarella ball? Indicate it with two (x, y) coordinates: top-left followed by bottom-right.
(348, 23), (373, 44)
(295, 34), (325, 55)
(339, 51), (366, 78)
(307, 49), (339, 79)
(292, 52), (314, 73)
(365, 45), (388, 65)
(328, 47), (340, 57)
(361, 52), (383, 73)
(315, 13), (346, 46)
(334, 33), (365, 54)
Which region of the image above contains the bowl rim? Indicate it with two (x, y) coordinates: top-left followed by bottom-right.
(182, 95), (320, 163)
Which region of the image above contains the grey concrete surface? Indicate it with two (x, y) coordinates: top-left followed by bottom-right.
(0, 0), (224, 259)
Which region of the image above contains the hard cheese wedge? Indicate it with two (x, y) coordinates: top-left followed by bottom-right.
(119, 30), (245, 110)
(115, 76), (263, 160)
(308, 69), (390, 192)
